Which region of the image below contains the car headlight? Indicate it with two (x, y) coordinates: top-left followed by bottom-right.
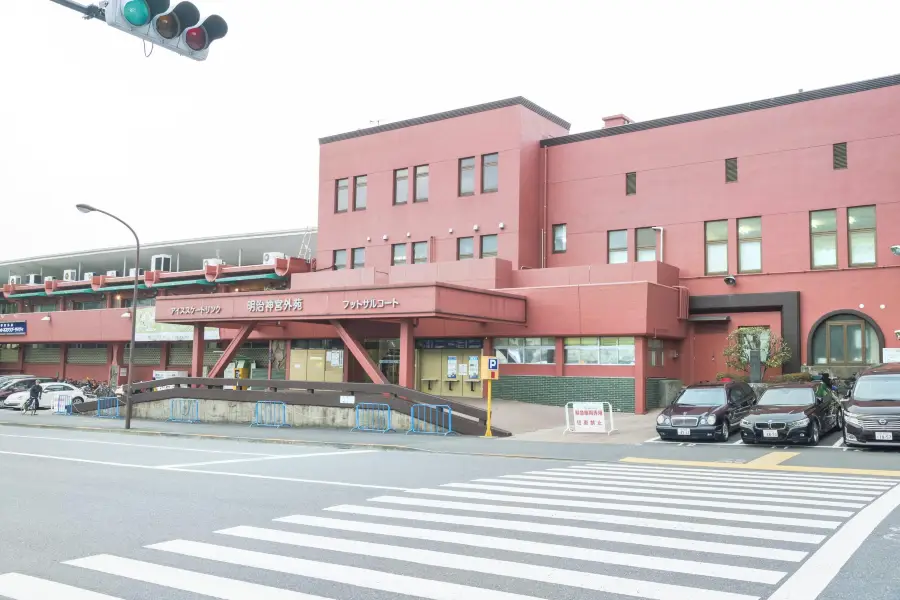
(740, 418), (752, 428)
(657, 414), (670, 425)
(791, 418), (810, 428)
(843, 411), (860, 426)
(706, 414), (717, 425)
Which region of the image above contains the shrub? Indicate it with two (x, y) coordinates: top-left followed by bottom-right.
(772, 372), (812, 383)
(715, 372), (749, 383)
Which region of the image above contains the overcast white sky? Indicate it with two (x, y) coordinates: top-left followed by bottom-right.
(3, 0), (899, 260)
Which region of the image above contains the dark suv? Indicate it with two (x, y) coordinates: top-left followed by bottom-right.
(843, 363), (900, 448)
(656, 380), (758, 442)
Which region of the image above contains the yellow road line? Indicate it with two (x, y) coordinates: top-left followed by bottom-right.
(620, 455), (900, 477)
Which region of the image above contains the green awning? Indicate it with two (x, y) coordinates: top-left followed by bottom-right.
(215, 273), (286, 283)
(97, 284), (148, 292)
(9, 291), (47, 298)
(49, 288), (99, 296)
(152, 278), (214, 289)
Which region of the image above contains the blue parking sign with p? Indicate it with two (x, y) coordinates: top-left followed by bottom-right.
(488, 358), (499, 370)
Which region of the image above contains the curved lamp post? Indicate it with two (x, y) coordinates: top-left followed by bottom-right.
(76, 204), (139, 429)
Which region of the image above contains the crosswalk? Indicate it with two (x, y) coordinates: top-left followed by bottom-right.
(1, 461), (897, 600)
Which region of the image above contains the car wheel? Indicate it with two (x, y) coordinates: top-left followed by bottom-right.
(717, 420), (730, 442)
(807, 420), (820, 446)
(73, 397), (84, 404)
(835, 411), (844, 432)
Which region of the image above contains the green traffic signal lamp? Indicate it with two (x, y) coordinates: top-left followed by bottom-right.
(121, 0), (170, 27)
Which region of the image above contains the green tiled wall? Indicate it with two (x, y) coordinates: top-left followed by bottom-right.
(492, 375), (635, 412)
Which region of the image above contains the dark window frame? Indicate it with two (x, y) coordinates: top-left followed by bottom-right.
(391, 243), (407, 266)
(607, 230), (628, 264)
(480, 234), (498, 258)
(552, 224), (567, 253)
(848, 205), (876, 267)
(833, 142), (848, 170)
(457, 237), (475, 260)
(725, 157), (738, 183)
(737, 216), (762, 274)
(625, 172), (637, 196)
(635, 227), (656, 262)
(353, 175), (367, 211)
(481, 152), (499, 193)
(351, 247), (365, 269)
(414, 165), (429, 202)
(334, 178), (349, 213)
(393, 168), (409, 205)
(332, 249), (347, 271)
(412, 241), (428, 264)
(704, 219), (729, 275)
(459, 157), (476, 196)
(810, 209), (838, 270)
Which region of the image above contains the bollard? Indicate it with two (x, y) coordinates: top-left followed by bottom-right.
(95, 397), (121, 419)
(168, 398), (200, 423)
(251, 400), (290, 428)
(407, 403), (454, 435)
(351, 403), (394, 433)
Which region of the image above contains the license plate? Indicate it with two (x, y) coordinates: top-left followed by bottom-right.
(677, 428), (690, 436)
(875, 432), (893, 441)
(763, 430), (779, 438)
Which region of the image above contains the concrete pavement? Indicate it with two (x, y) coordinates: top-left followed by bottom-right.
(1, 425), (900, 598)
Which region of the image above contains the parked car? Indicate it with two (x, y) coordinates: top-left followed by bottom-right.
(656, 380), (758, 441)
(0, 374), (35, 387)
(3, 382), (87, 411)
(740, 382), (841, 445)
(0, 377), (53, 403)
(843, 363), (900, 448)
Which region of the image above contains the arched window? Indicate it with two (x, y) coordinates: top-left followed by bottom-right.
(810, 313), (881, 366)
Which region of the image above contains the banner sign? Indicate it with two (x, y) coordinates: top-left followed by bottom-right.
(416, 338), (483, 350)
(0, 321), (26, 336)
(137, 307), (219, 342)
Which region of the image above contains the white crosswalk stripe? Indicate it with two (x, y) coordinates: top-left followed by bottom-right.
(1, 461), (895, 600)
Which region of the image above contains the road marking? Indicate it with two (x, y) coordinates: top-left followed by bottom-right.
(474, 477), (866, 508)
(768, 482), (900, 599)
(318, 504), (807, 561)
(0, 573), (123, 599)
(65, 554), (336, 599)
(259, 518), (785, 583)
(732, 439), (744, 445)
(370, 495), (825, 543)
(0, 450), (403, 491)
(746, 451), (799, 466)
(576, 463), (898, 485)
(440, 482), (854, 517)
(405, 488), (841, 528)
(506, 474), (878, 501)
(157, 449), (374, 468)
(832, 437), (845, 447)
(174, 535), (758, 600)
(644, 436), (661, 442)
(0, 432), (277, 456)
(619, 456), (900, 477)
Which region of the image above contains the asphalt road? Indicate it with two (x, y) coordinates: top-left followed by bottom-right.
(1, 426), (899, 599)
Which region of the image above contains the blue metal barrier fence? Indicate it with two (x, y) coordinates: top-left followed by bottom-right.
(351, 403), (394, 433)
(251, 400), (290, 428)
(407, 403), (454, 435)
(168, 398), (200, 423)
(96, 397), (121, 419)
(53, 394), (72, 415)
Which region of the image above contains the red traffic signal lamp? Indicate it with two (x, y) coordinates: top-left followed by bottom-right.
(105, 0), (227, 61)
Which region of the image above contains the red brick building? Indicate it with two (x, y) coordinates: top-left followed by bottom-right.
(4, 74), (900, 413)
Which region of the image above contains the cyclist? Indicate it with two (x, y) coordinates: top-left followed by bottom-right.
(23, 382), (42, 415)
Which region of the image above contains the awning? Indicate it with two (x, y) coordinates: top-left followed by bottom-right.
(48, 289), (99, 296)
(688, 315), (731, 323)
(152, 279), (215, 289)
(8, 291), (47, 298)
(97, 284), (148, 292)
(215, 273), (286, 284)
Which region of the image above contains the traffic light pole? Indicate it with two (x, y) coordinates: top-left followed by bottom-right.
(49, 0), (105, 20)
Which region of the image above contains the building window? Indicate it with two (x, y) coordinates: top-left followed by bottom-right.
(705, 220), (728, 275)
(811, 314), (880, 365)
(480, 234), (498, 258)
(412, 241), (428, 264)
(810, 209), (837, 269)
(394, 169), (409, 205)
(552, 224), (567, 253)
(391, 243), (407, 266)
(332, 249), (347, 270)
(457, 237), (474, 260)
(414, 165), (429, 202)
(635, 227), (656, 262)
(353, 175), (367, 210)
(495, 337), (555, 364)
(725, 158), (738, 183)
(737, 217), (762, 273)
(72, 301), (104, 311)
(833, 142), (848, 170)
(33, 304), (55, 313)
(564, 337), (636, 365)
(608, 230), (628, 264)
(335, 178), (349, 213)
(0, 302), (16, 315)
(848, 205), (876, 266)
(459, 157), (475, 196)
(625, 172), (637, 195)
(351, 247), (365, 269)
(649, 338), (665, 367)
(481, 153), (499, 193)
(123, 297), (155, 309)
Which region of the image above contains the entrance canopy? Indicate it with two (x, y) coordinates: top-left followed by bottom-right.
(154, 282), (526, 326)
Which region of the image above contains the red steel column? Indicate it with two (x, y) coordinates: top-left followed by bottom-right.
(190, 324), (205, 378)
(331, 320), (388, 385)
(398, 319), (415, 389)
(58, 343), (67, 381)
(633, 337), (647, 414)
(206, 322), (257, 378)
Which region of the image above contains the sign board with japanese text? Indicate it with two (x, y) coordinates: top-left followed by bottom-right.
(136, 307), (220, 342)
(446, 356), (458, 379)
(0, 321), (26, 336)
(467, 355), (480, 379)
(481, 356), (499, 380)
(883, 348), (900, 363)
(564, 401), (616, 435)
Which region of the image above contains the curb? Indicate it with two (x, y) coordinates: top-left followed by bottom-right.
(0, 420), (600, 463)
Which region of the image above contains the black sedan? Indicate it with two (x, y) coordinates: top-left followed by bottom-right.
(740, 381), (842, 446)
(656, 380), (757, 442)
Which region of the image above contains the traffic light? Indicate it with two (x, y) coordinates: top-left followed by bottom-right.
(105, 0), (227, 61)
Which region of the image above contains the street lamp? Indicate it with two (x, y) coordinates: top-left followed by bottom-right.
(75, 203), (140, 429)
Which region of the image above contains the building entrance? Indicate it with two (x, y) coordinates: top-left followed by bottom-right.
(416, 338), (484, 399)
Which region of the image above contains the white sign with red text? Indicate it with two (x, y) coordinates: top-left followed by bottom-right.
(565, 401), (617, 435)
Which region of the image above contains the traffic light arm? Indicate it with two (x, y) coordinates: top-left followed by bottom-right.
(49, 0), (105, 20)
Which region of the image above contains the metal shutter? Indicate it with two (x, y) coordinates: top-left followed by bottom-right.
(24, 344), (61, 364)
(725, 158), (738, 182)
(833, 142), (848, 169)
(67, 345), (108, 365)
(125, 343), (162, 366)
(625, 172), (637, 195)
(166, 343), (220, 367)
(0, 347), (18, 363)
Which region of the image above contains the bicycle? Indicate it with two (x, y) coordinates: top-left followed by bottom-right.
(21, 397), (38, 416)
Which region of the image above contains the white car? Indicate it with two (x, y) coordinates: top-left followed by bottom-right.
(3, 382), (87, 411)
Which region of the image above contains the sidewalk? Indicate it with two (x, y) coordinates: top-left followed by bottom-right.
(0, 402), (659, 462)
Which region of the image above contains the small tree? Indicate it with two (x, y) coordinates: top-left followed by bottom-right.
(722, 326), (791, 380)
